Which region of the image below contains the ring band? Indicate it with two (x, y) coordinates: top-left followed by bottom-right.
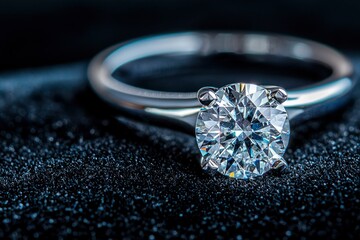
(88, 32), (356, 180)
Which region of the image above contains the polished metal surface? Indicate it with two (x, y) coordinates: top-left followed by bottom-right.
(88, 32), (356, 129)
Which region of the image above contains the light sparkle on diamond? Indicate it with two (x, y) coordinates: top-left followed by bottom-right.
(195, 83), (290, 179)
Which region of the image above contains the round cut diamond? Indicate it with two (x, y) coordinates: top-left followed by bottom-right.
(195, 83), (290, 179)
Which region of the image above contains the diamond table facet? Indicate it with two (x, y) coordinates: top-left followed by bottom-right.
(195, 83), (290, 179)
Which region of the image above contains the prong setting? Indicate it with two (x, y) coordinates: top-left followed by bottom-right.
(266, 86), (288, 104)
(200, 156), (218, 170)
(197, 86), (218, 106)
(271, 157), (288, 170)
(196, 83), (290, 179)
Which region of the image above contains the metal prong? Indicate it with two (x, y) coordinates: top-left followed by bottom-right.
(266, 86), (288, 104)
(271, 157), (288, 170)
(197, 86), (218, 106)
(200, 156), (218, 170)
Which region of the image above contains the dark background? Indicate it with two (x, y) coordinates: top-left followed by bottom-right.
(0, 0), (359, 239)
(1, 0), (360, 70)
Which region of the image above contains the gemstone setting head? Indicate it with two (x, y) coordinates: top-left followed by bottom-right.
(195, 83), (290, 179)
(197, 86), (218, 106)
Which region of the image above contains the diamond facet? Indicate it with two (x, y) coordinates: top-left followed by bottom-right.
(195, 83), (290, 179)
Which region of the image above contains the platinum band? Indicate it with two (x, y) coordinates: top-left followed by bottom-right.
(88, 32), (356, 129)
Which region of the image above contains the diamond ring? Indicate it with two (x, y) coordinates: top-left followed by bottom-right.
(88, 32), (356, 179)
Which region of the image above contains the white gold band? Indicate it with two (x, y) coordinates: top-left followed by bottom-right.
(88, 32), (356, 129)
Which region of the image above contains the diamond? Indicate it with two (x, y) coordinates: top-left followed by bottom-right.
(195, 83), (290, 179)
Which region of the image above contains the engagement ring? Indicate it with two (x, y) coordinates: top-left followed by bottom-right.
(88, 32), (356, 179)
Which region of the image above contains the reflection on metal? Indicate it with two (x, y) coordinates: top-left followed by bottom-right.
(88, 32), (356, 130)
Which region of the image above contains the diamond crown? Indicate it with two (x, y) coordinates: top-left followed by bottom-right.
(195, 83), (290, 179)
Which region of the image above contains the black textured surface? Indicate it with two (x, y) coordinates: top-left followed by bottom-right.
(0, 59), (359, 239)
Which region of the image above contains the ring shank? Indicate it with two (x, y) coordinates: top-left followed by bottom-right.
(88, 32), (356, 129)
